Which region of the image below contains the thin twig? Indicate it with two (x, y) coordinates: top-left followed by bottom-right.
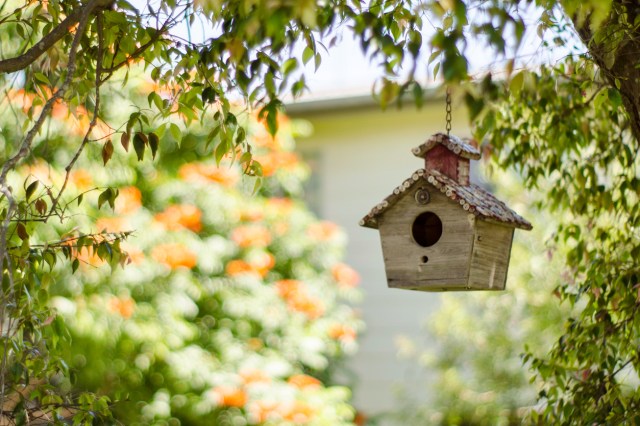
(48, 11), (105, 221)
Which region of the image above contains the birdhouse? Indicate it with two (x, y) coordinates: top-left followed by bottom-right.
(360, 133), (532, 291)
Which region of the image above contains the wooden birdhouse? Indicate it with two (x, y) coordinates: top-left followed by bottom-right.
(360, 133), (532, 291)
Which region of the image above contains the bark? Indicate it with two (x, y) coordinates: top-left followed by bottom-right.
(573, 0), (640, 142)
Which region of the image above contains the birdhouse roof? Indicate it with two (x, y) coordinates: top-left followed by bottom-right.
(360, 168), (533, 230)
(412, 132), (481, 160)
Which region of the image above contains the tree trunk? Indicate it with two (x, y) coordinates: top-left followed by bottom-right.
(573, 1), (640, 142)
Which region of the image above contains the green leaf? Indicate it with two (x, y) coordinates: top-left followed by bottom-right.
(214, 138), (229, 165)
(283, 58), (298, 75)
(464, 92), (484, 121)
(510, 71), (525, 94)
(302, 46), (314, 65)
(607, 88), (622, 108)
(202, 86), (217, 104)
(98, 188), (112, 210)
(25, 181), (39, 201)
(133, 132), (147, 161)
(594, 90), (608, 110)
(148, 132), (159, 159)
(169, 123), (181, 140)
(33, 72), (51, 86)
(413, 83), (424, 108)
(128, 112), (141, 131)
(379, 80), (399, 109)
(260, 104), (279, 136)
(148, 91), (164, 111)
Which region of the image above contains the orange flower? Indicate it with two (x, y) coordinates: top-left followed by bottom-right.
(331, 263), (360, 288)
(249, 400), (279, 423)
(257, 110), (290, 132)
(69, 169), (93, 190)
(50, 101), (69, 120)
(231, 225), (271, 248)
(253, 151), (299, 177)
(212, 387), (247, 408)
(226, 253), (275, 278)
(240, 206), (264, 222)
(249, 252), (275, 277)
(328, 324), (357, 343)
(108, 296), (135, 319)
(241, 369), (271, 385)
(51, 102), (95, 136)
(288, 374), (322, 390)
(275, 280), (325, 319)
(155, 204), (202, 232)
(276, 279), (302, 299)
(121, 242), (144, 265)
(95, 217), (128, 233)
(354, 411), (368, 426)
(6, 88), (35, 112)
(246, 338), (263, 350)
(281, 401), (315, 423)
(78, 248), (102, 266)
(252, 131), (280, 149)
(266, 197), (293, 213)
(307, 221), (339, 241)
(273, 222), (289, 236)
(116, 186), (142, 215)
(226, 260), (255, 276)
(20, 160), (57, 186)
(151, 243), (197, 269)
(288, 294), (325, 319)
(178, 162), (239, 187)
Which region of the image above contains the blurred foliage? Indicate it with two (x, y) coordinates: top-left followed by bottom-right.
(2, 75), (363, 424)
(476, 55), (640, 424)
(48, 104), (363, 425)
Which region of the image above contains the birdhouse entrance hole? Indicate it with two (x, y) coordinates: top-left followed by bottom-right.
(411, 212), (442, 247)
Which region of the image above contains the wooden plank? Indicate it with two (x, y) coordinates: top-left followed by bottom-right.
(468, 220), (514, 290)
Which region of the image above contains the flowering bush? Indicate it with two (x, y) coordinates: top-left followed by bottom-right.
(37, 111), (363, 424)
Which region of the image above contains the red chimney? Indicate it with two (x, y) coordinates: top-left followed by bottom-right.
(412, 133), (480, 186)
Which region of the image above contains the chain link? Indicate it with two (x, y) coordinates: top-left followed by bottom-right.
(445, 86), (452, 136)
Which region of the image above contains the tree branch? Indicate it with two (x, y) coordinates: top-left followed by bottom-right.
(0, 0), (112, 74)
(48, 12), (105, 220)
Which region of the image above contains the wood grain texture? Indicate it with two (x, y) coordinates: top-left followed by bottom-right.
(468, 220), (514, 290)
(378, 186), (475, 290)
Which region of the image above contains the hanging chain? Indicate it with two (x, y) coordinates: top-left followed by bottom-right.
(445, 86), (452, 136)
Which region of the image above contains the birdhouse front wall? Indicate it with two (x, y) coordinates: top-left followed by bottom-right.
(378, 185), (475, 291)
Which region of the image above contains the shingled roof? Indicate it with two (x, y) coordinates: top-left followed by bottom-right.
(360, 168), (532, 230)
(412, 132), (481, 160)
